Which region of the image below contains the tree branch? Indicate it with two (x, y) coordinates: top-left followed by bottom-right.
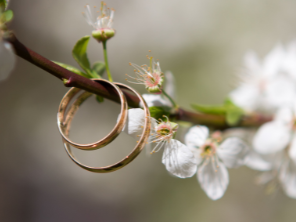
(4, 33), (272, 129)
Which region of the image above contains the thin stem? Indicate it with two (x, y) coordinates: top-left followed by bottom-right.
(102, 40), (113, 82)
(162, 90), (178, 109)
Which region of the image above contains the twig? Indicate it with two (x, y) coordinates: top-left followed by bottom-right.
(4, 33), (273, 129)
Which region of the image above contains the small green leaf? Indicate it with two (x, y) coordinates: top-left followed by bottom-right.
(191, 104), (226, 115)
(224, 98), (237, 106)
(149, 106), (171, 121)
(96, 95), (104, 103)
(92, 61), (105, 77)
(224, 98), (244, 126)
(192, 98), (245, 126)
(72, 36), (96, 78)
(226, 109), (243, 126)
(53, 61), (89, 78)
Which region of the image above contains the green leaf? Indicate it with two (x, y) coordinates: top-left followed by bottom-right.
(53, 61), (89, 78)
(191, 104), (226, 115)
(224, 98), (244, 126)
(96, 95), (104, 103)
(149, 106), (171, 121)
(226, 109), (243, 126)
(72, 36), (96, 78)
(92, 61), (105, 77)
(224, 98), (237, 106)
(192, 98), (245, 126)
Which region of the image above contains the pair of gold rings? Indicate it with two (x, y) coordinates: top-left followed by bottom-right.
(57, 79), (151, 173)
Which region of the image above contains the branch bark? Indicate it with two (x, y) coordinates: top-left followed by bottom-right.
(4, 33), (273, 129)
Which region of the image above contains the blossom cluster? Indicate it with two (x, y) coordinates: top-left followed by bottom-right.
(123, 41), (296, 200)
(230, 42), (296, 199)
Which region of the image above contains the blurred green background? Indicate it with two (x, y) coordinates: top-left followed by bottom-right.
(1, 0), (296, 221)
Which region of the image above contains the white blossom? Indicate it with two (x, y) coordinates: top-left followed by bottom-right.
(185, 126), (249, 200)
(229, 44), (296, 112)
(123, 108), (197, 178)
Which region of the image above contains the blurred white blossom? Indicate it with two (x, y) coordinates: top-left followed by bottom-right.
(229, 44), (296, 112)
(185, 126), (249, 200)
(123, 108), (197, 178)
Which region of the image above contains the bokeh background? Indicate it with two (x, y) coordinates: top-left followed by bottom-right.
(1, 0), (296, 221)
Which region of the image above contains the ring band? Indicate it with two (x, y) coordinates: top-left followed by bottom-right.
(63, 82), (151, 173)
(57, 79), (128, 150)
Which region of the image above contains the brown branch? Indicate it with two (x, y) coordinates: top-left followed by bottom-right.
(4, 33), (273, 129)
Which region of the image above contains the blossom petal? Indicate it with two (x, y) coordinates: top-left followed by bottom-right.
(263, 44), (285, 77)
(229, 84), (260, 111)
(83, 5), (96, 28)
(265, 77), (296, 110)
(279, 159), (296, 199)
(289, 134), (296, 163)
(140, 94), (172, 108)
(189, 147), (203, 166)
(185, 125), (209, 149)
(244, 150), (273, 171)
(253, 121), (291, 154)
(274, 107), (294, 124)
(162, 139), (197, 178)
(122, 108), (156, 139)
(217, 137), (249, 168)
(0, 41), (15, 81)
(198, 158), (229, 200)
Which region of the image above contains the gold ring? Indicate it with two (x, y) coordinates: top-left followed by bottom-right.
(63, 82), (151, 173)
(57, 79), (128, 150)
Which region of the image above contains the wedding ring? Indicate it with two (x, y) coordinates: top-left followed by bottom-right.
(58, 79), (128, 150)
(63, 82), (151, 173)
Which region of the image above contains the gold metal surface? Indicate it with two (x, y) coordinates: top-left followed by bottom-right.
(57, 79), (128, 150)
(62, 82), (151, 173)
